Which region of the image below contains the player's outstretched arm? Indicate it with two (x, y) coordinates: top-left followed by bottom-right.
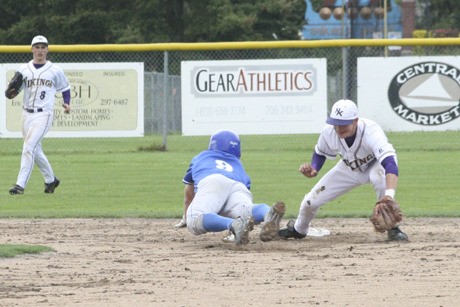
(175, 184), (195, 228)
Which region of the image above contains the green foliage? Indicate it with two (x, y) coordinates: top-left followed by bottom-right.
(183, 0), (306, 41)
(0, 132), (458, 219)
(0, 244), (55, 258)
(0, 0), (306, 44)
(310, 0), (323, 12)
(0, 0), (457, 45)
(416, 0), (460, 32)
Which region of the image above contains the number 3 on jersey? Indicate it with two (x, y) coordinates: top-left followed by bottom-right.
(215, 159), (233, 172)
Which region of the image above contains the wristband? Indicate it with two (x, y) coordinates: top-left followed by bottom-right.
(385, 189), (395, 198)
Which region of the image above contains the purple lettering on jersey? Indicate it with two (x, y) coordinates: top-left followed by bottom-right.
(343, 154), (375, 171)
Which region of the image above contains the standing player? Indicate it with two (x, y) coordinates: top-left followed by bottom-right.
(279, 99), (408, 241)
(5, 35), (71, 195)
(183, 129), (286, 245)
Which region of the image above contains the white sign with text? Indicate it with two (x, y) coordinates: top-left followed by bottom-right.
(358, 56), (460, 131)
(1, 62), (144, 138)
(181, 58), (327, 135)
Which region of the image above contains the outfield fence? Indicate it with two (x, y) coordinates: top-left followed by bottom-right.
(1, 38), (459, 150)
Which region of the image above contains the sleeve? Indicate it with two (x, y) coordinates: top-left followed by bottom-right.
(381, 156), (399, 176)
(182, 164), (194, 185)
(55, 66), (71, 92)
(311, 151), (327, 172)
(62, 89), (71, 104)
(366, 123), (396, 162)
(314, 126), (338, 159)
(16, 65), (28, 92)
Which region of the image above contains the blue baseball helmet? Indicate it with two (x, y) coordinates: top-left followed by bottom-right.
(208, 130), (241, 158)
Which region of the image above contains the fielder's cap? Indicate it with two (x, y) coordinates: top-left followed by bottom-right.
(326, 99), (358, 126)
(31, 35), (48, 46)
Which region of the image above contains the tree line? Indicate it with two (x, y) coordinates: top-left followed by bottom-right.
(0, 0), (457, 46)
(0, 0), (305, 45)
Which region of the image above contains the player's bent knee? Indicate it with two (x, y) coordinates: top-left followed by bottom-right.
(186, 214), (207, 235)
(301, 194), (322, 209)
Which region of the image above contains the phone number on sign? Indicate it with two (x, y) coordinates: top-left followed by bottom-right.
(265, 104), (312, 115)
(194, 104), (313, 118)
(196, 106), (246, 117)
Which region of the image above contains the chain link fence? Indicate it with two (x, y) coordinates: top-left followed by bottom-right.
(1, 39), (459, 149)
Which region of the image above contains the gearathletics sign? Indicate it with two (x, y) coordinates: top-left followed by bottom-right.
(181, 59), (327, 136)
(358, 57), (460, 132)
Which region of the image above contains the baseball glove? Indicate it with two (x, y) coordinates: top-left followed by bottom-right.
(370, 196), (403, 233)
(5, 71), (24, 99)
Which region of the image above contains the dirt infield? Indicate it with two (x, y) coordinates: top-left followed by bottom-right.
(0, 218), (459, 307)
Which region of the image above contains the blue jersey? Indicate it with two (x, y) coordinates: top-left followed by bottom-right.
(183, 150), (251, 190)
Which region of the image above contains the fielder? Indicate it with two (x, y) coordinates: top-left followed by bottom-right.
(5, 35), (71, 195)
(182, 129), (286, 245)
(279, 99), (409, 241)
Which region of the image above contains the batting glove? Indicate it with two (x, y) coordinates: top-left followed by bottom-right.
(175, 215), (187, 229)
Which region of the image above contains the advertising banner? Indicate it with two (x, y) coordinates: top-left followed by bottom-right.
(358, 56), (460, 131)
(181, 58), (328, 136)
(1, 62), (144, 138)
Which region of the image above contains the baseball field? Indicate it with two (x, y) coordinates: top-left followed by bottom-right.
(0, 132), (459, 306)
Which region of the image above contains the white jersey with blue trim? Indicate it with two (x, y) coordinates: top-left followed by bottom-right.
(17, 60), (70, 110)
(183, 150), (251, 190)
(315, 118), (397, 172)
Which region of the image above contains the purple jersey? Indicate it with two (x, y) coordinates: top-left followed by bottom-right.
(183, 150), (251, 190)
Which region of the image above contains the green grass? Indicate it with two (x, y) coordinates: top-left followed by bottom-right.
(0, 244), (55, 258)
(0, 131), (459, 219)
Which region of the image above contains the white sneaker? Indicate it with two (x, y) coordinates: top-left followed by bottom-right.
(230, 217), (254, 245)
(259, 201), (286, 242)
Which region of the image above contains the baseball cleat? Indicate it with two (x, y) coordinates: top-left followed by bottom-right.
(230, 216), (254, 246)
(44, 177), (60, 193)
(260, 201), (286, 242)
(9, 185), (24, 195)
(278, 219), (307, 240)
(387, 226), (409, 241)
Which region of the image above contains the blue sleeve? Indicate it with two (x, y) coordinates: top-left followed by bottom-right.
(311, 152), (326, 172)
(381, 156), (399, 176)
(182, 165), (193, 184)
(62, 89), (71, 105)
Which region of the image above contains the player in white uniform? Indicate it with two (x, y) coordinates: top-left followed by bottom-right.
(182, 129), (286, 245)
(7, 35), (71, 195)
(278, 99), (408, 241)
